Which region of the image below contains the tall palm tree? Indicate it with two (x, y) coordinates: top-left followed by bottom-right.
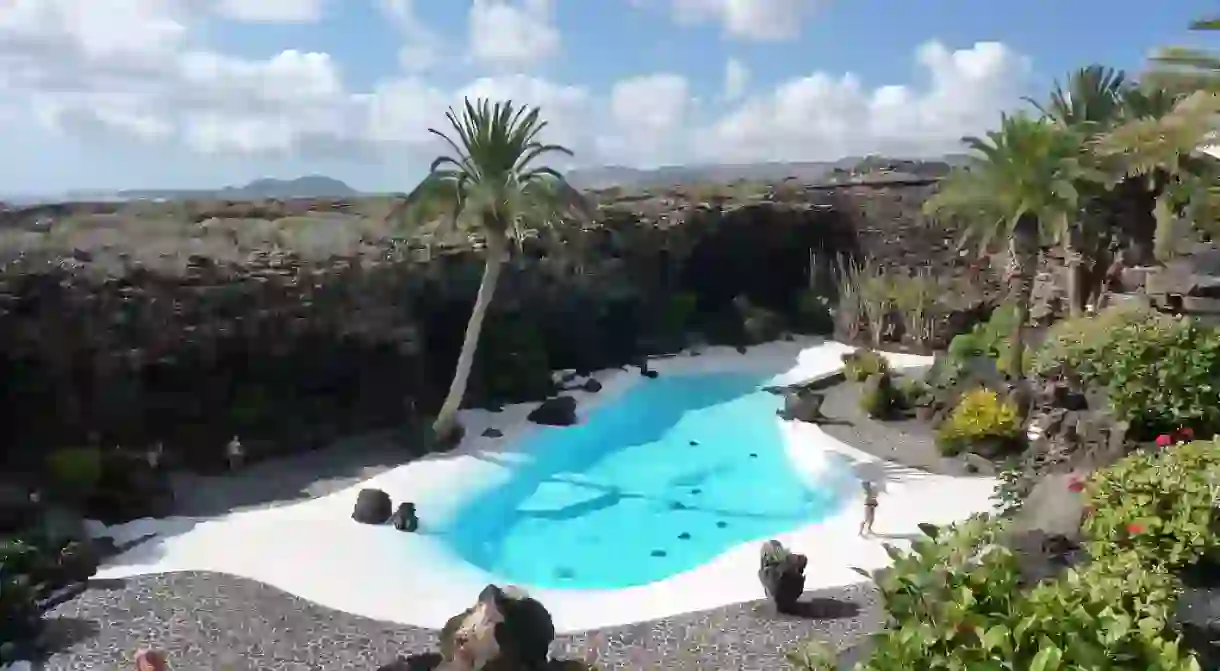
(924, 114), (1095, 376)
(398, 98), (592, 443)
(1091, 89), (1220, 260)
(1026, 65), (1130, 314)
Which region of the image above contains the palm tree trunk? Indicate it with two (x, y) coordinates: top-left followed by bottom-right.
(1005, 215), (1039, 378)
(431, 230), (508, 442)
(1064, 231), (1084, 318)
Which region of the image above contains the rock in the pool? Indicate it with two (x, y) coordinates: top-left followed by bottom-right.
(481, 428), (503, 438)
(777, 389), (829, 423)
(758, 539), (807, 614)
(352, 488), (393, 525)
(527, 396), (578, 426)
(581, 378), (603, 393)
(439, 584), (556, 670)
(391, 502), (419, 532)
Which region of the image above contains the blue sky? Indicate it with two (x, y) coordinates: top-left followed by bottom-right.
(0, 0), (1213, 195)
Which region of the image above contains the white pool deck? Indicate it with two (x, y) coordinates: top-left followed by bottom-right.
(88, 338), (996, 634)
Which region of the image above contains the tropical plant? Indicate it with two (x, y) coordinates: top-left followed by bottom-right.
(1099, 315), (1220, 438)
(935, 387), (1021, 457)
(1031, 301), (1167, 379)
(891, 268), (938, 347)
(841, 348), (890, 382)
(924, 113), (1096, 375)
(1083, 438), (1220, 570)
(397, 98), (593, 442)
(1027, 65), (1130, 313)
(826, 516), (1202, 671)
(1092, 87), (1220, 262)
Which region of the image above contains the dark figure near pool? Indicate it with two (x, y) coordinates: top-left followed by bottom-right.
(758, 540), (808, 614)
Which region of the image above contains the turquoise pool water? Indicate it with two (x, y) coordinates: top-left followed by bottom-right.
(440, 372), (851, 589)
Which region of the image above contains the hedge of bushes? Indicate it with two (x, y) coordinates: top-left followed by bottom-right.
(1033, 305), (1220, 440)
(0, 535), (99, 664)
(794, 435), (1220, 670)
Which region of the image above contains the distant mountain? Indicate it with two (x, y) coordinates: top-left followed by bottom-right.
(117, 175), (361, 201)
(566, 156), (964, 190)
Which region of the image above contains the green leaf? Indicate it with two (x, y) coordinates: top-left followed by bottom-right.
(981, 624), (1010, 651)
(1029, 642), (1063, 671)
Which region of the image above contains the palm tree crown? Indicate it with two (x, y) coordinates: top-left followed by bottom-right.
(401, 98), (590, 243)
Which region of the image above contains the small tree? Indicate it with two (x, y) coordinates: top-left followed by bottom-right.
(925, 114), (1095, 377)
(397, 98), (592, 444)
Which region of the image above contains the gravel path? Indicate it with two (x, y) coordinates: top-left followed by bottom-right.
(816, 375), (976, 477)
(40, 572), (882, 671)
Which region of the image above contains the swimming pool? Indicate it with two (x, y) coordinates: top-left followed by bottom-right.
(440, 371), (852, 589)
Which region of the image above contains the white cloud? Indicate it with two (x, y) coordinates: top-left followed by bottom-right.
(595, 74), (693, 165)
(376, 0), (444, 73)
(468, 0), (561, 71)
(723, 58), (748, 100)
(670, 0), (827, 41)
(0, 0), (1032, 175)
(212, 0), (324, 23)
(699, 41), (1032, 162)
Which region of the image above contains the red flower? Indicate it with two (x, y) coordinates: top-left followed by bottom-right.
(1127, 523), (1145, 534)
(1179, 427), (1195, 441)
(1155, 434), (1173, 448)
(1067, 479), (1084, 493)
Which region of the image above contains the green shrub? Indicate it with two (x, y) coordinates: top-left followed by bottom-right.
(786, 640), (838, 671)
(894, 377), (932, 409)
(990, 461), (1028, 518)
(891, 270), (939, 347)
(833, 255), (865, 342)
(948, 304), (1031, 378)
(842, 348), (890, 383)
(794, 289), (834, 335)
(45, 446), (102, 501)
(1031, 302), (1165, 379)
(0, 539), (47, 664)
(859, 269), (895, 348)
(1103, 317), (1220, 438)
(1014, 550), (1194, 671)
(859, 373), (897, 419)
(835, 517), (1199, 671)
(935, 387), (1021, 456)
(1083, 438), (1220, 570)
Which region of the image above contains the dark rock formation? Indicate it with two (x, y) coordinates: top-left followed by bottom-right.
(527, 397), (578, 427)
(437, 584), (556, 670)
(390, 502), (419, 532)
(581, 378), (602, 393)
(758, 540), (808, 614)
(352, 488), (392, 525)
(778, 389), (828, 423)
(481, 428), (503, 438)
(1176, 558), (1220, 670)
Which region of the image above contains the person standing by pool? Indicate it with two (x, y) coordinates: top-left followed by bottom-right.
(859, 479), (878, 537)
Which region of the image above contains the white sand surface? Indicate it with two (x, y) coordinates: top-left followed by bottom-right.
(89, 338), (996, 633)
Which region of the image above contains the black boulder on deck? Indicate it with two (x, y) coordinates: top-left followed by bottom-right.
(352, 488), (393, 525)
(527, 396), (579, 426)
(758, 539), (808, 614)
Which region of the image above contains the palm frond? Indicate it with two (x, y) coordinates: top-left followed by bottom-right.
(387, 97), (583, 243)
(1032, 65), (1129, 129)
(1092, 90), (1220, 180)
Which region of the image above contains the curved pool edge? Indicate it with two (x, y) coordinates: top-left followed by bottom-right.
(87, 340), (998, 634)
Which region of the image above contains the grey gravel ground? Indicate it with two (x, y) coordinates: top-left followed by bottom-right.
(40, 571), (882, 671)
(817, 374), (976, 477)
